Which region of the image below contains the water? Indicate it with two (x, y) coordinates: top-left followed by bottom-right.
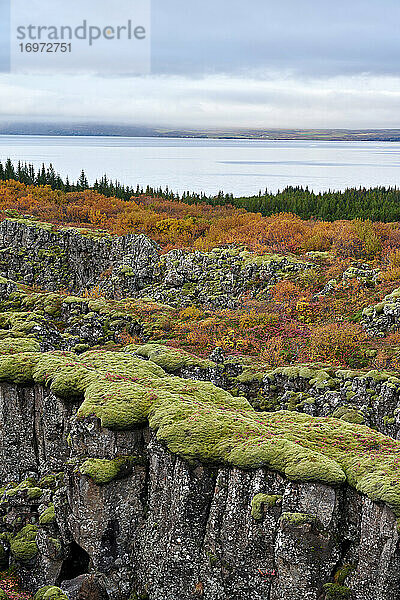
(0, 135), (399, 196)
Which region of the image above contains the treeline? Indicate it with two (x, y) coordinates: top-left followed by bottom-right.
(1, 158), (400, 221)
(0, 159), (217, 202)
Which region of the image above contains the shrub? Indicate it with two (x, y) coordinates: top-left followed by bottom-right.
(307, 323), (367, 365)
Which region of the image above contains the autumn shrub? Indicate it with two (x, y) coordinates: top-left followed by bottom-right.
(269, 280), (305, 308)
(0, 179), (398, 258)
(260, 336), (286, 366)
(83, 285), (103, 299)
(380, 249), (400, 282)
(352, 219), (382, 258)
(332, 223), (365, 258)
(301, 221), (334, 252)
(238, 310), (279, 330)
(263, 213), (308, 253)
(179, 306), (204, 320)
(306, 323), (367, 366)
(387, 249), (400, 267)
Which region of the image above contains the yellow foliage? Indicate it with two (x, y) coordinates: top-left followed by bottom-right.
(179, 306), (204, 320)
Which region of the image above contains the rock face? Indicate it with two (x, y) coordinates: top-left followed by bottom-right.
(0, 218), (159, 294)
(342, 263), (378, 286)
(0, 218), (312, 308)
(1, 217), (400, 600)
(136, 247), (312, 308)
(0, 383), (398, 600)
(363, 287), (400, 336)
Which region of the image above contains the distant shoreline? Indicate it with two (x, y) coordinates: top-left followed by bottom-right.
(1, 126), (400, 142)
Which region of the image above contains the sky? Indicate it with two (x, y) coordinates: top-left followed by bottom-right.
(1, 0), (400, 129)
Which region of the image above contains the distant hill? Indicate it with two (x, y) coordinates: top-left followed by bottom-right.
(1, 122), (400, 140)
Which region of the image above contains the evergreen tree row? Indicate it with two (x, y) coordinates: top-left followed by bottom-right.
(1, 158), (400, 222)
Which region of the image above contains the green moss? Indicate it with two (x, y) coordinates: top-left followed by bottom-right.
(266, 365), (337, 390)
(9, 525), (38, 561)
(259, 396), (279, 411)
(6, 217), (55, 233)
(39, 472), (64, 490)
(323, 583), (351, 599)
(332, 407), (365, 425)
(72, 344), (90, 354)
(129, 593), (149, 600)
(236, 370), (265, 384)
(41, 587), (68, 600)
(241, 252), (304, 267)
(206, 551), (219, 567)
(79, 456), (135, 485)
(305, 251), (330, 260)
(27, 487), (43, 500)
(39, 503), (55, 525)
(34, 586), (53, 600)
(5, 478), (43, 499)
(0, 337), (40, 354)
(280, 512), (318, 527)
(0, 350), (400, 514)
(251, 493), (282, 520)
(129, 343), (215, 372)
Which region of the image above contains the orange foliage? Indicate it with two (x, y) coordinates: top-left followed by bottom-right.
(0, 180), (399, 259)
(269, 281), (304, 305)
(305, 323), (367, 365)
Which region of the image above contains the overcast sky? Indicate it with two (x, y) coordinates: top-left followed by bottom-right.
(1, 0), (400, 128)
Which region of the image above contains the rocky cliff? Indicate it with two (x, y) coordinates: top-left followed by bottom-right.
(0, 377), (399, 600)
(0, 217), (159, 295)
(0, 349), (398, 600)
(0, 217), (399, 600)
(0, 217), (311, 308)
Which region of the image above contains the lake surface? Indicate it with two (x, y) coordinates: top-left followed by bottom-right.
(0, 135), (400, 196)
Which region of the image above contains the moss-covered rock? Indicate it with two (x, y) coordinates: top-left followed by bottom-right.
(128, 343), (215, 372)
(323, 583), (351, 599)
(9, 524), (38, 561)
(251, 493), (282, 520)
(79, 456), (135, 485)
(332, 406), (365, 425)
(280, 512), (318, 527)
(0, 349), (400, 515)
(35, 586), (68, 600)
(39, 503), (55, 525)
(34, 586), (53, 600)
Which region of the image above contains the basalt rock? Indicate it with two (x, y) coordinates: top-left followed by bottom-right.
(137, 247), (312, 308)
(0, 381), (398, 600)
(0, 218), (159, 295)
(0, 218), (313, 308)
(363, 287), (400, 336)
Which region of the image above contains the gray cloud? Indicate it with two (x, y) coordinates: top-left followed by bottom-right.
(1, 0), (400, 128)
(152, 0), (400, 77)
(0, 72), (400, 128)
